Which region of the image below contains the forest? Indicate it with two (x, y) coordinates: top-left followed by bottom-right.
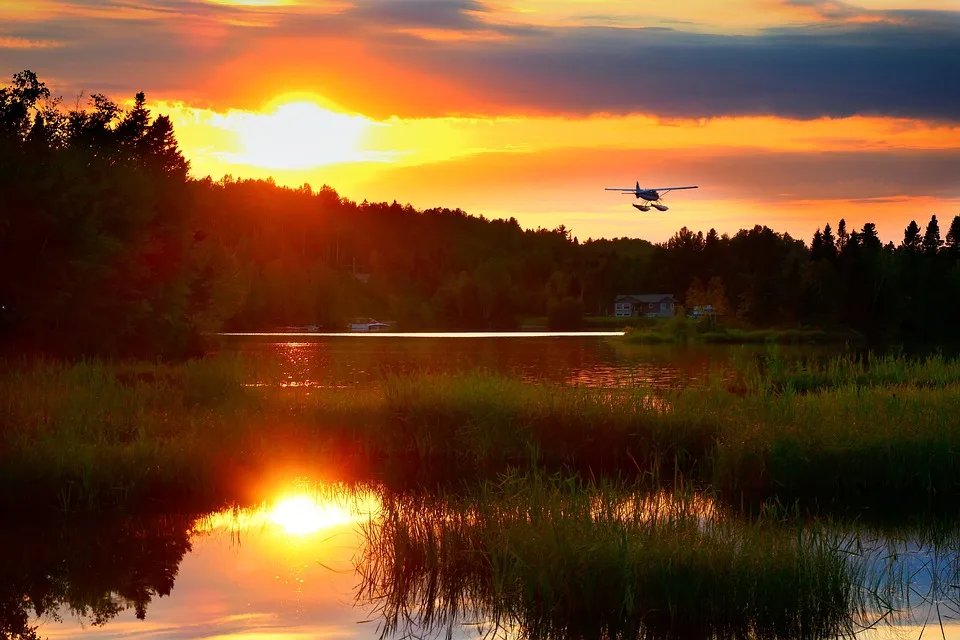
(2, 70), (960, 358)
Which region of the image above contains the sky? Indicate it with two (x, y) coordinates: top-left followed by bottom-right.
(1, 0), (959, 244)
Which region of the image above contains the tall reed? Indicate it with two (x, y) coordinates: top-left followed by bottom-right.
(5, 355), (960, 512)
(356, 472), (861, 640)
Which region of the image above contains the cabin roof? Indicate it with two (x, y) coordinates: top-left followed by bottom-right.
(614, 294), (676, 303)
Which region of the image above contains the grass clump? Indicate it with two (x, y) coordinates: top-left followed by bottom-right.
(736, 350), (960, 394)
(0, 356), (266, 512)
(712, 384), (960, 506)
(357, 472), (860, 640)
(371, 372), (720, 471)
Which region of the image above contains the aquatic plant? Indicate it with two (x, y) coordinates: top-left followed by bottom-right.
(356, 472), (861, 640)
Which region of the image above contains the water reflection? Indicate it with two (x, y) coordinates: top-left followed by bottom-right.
(221, 335), (752, 391)
(0, 515), (193, 639)
(9, 480), (960, 640)
(193, 483), (381, 538)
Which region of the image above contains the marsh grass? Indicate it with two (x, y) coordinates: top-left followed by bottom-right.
(370, 372), (720, 471)
(0, 356), (266, 511)
(4, 353), (960, 512)
(735, 349), (960, 394)
(356, 472), (862, 640)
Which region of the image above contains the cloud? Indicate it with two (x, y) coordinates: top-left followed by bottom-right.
(1, 1), (958, 120)
(0, 36), (64, 49)
(354, 147), (960, 205)
(781, 0), (901, 23)
(348, 0), (488, 30)
(379, 19), (960, 120)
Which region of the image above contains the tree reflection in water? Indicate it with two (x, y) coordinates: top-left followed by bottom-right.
(0, 515), (193, 639)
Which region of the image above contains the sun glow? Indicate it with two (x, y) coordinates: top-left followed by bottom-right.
(191, 483), (382, 538)
(211, 100), (387, 170)
(268, 495), (351, 535)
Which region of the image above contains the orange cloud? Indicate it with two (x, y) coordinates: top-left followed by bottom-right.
(0, 36), (64, 49)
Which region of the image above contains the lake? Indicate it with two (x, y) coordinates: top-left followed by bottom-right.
(7, 334), (957, 640)
(9, 481), (960, 640)
(215, 332), (763, 389)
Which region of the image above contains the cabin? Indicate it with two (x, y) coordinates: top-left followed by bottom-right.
(613, 294), (677, 319)
(347, 317), (392, 332)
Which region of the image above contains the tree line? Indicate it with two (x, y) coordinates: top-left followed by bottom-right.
(2, 70), (958, 357)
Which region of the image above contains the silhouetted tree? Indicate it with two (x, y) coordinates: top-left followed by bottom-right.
(836, 219), (849, 251)
(901, 221), (922, 253)
(923, 215), (943, 255)
(821, 224), (837, 262)
(946, 215), (960, 256)
(4, 68), (960, 354)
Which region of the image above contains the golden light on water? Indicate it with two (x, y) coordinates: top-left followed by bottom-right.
(192, 482), (382, 538)
(268, 495), (350, 535)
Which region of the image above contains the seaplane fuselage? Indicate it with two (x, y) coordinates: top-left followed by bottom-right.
(604, 181), (698, 213)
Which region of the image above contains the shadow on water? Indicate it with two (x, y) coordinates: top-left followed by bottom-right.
(6, 481), (960, 640)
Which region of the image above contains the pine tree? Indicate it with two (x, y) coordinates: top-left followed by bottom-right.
(811, 228), (824, 261)
(922, 215), (943, 255)
(822, 223), (837, 260)
(945, 215), (960, 255)
(116, 91), (150, 153)
(861, 223), (881, 251)
(901, 220), (921, 253)
(139, 114), (189, 177)
(837, 219), (848, 251)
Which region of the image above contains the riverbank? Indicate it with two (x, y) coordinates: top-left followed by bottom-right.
(619, 323), (864, 345)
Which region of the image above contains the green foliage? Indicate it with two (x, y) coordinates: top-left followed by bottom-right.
(0, 71), (211, 358)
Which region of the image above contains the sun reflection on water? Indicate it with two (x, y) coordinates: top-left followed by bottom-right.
(191, 482), (382, 538)
(269, 495), (350, 535)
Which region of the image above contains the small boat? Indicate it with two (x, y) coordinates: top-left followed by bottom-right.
(347, 317), (391, 332)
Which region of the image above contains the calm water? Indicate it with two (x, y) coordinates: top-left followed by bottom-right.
(8, 335), (955, 639)
(217, 332), (756, 389)
(8, 481), (960, 640)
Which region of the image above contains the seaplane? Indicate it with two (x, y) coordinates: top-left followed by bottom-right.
(605, 181), (698, 212)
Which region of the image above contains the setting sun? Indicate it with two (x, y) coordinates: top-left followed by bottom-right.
(211, 100), (384, 170)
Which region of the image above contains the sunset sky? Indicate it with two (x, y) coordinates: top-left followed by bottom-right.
(2, 0), (958, 243)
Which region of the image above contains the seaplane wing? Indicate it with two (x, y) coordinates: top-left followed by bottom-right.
(603, 185), (699, 193)
(647, 186), (699, 193)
